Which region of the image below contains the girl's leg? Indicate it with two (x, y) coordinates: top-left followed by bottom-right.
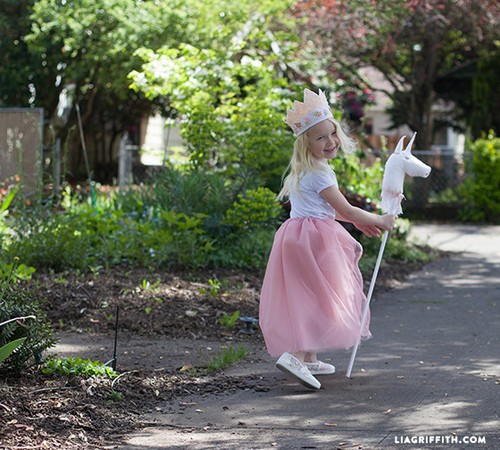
(291, 351), (307, 364)
(303, 352), (318, 363)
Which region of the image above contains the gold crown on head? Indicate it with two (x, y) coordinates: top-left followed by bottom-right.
(286, 89), (333, 137)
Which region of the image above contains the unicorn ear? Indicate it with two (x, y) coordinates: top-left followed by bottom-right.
(394, 136), (406, 154)
(404, 132), (417, 153)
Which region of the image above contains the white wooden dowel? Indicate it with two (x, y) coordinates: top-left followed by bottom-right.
(346, 230), (389, 378)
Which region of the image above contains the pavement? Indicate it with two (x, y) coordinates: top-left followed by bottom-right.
(122, 223), (500, 450)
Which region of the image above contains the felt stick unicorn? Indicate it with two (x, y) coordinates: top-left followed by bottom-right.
(346, 133), (431, 378)
(381, 133), (432, 215)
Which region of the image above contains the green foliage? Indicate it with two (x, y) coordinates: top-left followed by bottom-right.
(0, 265), (56, 372)
(469, 51), (500, 139)
(459, 134), (500, 223)
(5, 198), (214, 271)
(129, 5), (298, 191)
(5, 208), (97, 271)
(0, 337), (27, 364)
(331, 151), (384, 204)
(0, 1), (35, 106)
(149, 166), (239, 238)
(211, 228), (276, 270)
(199, 278), (222, 297)
(0, 178), (20, 248)
(218, 310), (240, 330)
(43, 356), (117, 378)
(225, 187), (283, 231)
(0, 260), (36, 283)
(106, 389), (124, 402)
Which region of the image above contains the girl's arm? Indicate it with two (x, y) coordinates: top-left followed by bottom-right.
(320, 186), (395, 232)
(335, 210), (383, 237)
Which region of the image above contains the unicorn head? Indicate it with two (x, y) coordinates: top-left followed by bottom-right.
(381, 133), (431, 215)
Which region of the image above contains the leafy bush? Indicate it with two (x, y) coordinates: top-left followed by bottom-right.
(459, 133), (500, 223)
(4, 195), (214, 271)
(0, 265), (56, 372)
(211, 228), (276, 270)
(332, 150), (384, 205)
(130, 37), (296, 191)
(148, 166), (241, 239)
(5, 208), (97, 271)
(224, 187), (283, 231)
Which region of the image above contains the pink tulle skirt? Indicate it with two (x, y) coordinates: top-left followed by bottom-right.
(259, 218), (371, 357)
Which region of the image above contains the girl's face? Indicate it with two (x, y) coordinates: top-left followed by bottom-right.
(306, 120), (340, 161)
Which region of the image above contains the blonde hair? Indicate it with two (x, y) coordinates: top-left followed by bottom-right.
(277, 117), (356, 200)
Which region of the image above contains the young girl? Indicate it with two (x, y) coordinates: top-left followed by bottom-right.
(259, 89), (395, 390)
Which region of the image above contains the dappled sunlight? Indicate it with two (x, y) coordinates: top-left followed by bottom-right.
(123, 230), (500, 449)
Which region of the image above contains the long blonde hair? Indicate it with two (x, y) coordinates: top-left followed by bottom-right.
(277, 117), (356, 200)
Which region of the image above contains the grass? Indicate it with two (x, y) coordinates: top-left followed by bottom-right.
(206, 344), (249, 372)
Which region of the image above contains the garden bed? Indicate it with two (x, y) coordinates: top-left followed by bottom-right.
(1, 257), (433, 448)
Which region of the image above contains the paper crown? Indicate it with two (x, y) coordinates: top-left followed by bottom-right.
(286, 89), (333, 136)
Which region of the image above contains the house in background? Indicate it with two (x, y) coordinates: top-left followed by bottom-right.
(360, 67), (465, 156)
(139, 114), (185, 166)
(136, 70), (464, 214)
(139, 68), (465, 167)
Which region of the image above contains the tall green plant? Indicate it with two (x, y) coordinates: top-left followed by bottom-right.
(149, 167), (260, 238)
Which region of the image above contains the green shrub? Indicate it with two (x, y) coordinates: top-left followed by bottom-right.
(147, 210), (213, 269)
(4, 197), (214, 271)
(4, 207), (97, 271)
(0, 266), (56, 372)
(148, 166), (268, 238)
(210, 228), (276, 270)
(459, 133), (500, 223)
(224, 187), (283, 231)
(332, 150), (384, 205)
(130, 42), (295, 191)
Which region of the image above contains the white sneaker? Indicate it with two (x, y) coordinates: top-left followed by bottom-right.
(276, 353), (321, 390)
(305, 361), (336, 375)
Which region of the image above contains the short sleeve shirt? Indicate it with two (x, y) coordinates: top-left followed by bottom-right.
(289, 166), (338, 219)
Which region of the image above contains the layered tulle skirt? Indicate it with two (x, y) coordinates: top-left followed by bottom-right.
(259, 218), (371, 357)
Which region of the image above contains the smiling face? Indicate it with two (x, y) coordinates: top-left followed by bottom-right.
(306, 119), (340, 161)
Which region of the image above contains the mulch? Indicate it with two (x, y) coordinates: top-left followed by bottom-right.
(0, 256), (434, 448)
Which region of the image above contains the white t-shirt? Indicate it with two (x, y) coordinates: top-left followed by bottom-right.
(289, 166), (338, 219)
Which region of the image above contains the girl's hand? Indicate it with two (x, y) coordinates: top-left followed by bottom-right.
(380, 214), (396, 231)
(354, 223), (382, 237)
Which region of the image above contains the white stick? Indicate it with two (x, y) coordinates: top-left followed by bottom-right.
(346, 230), (389, 378)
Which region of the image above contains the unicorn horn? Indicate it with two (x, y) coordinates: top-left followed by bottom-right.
(394, 136), (406, 154)
(405, 132), (417, 151)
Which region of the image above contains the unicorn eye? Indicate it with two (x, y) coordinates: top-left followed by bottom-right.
(405, 156), (410, 160)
